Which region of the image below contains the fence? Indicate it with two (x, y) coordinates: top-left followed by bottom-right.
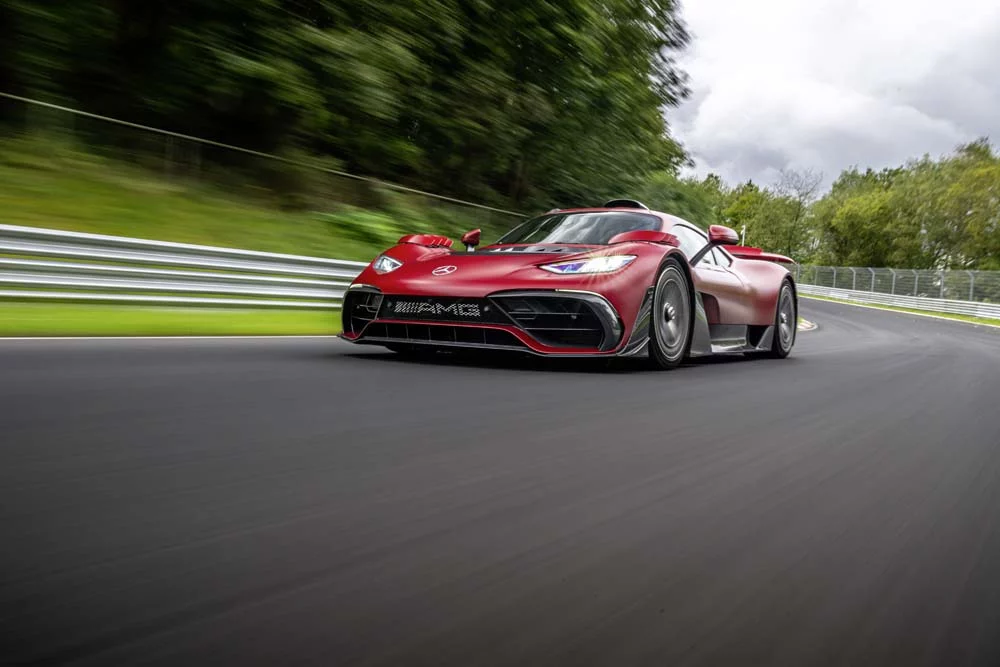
(794, 265), (1000, 320)
(793, 265), (1000, 304)
(0, 224), (364, 308)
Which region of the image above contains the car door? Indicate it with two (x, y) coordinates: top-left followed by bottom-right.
(668, 223), (753, 324)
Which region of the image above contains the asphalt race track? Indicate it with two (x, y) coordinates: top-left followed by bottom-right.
(3, 298), (1000, 667)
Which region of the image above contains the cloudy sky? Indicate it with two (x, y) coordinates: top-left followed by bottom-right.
(670, 0), (1000, 190)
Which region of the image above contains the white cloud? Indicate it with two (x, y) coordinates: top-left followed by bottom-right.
(669, 0), (1000, 189)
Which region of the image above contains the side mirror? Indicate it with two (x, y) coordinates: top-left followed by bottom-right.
(461, 228), (481, 252)
(689, 224), (740, 266)
(708, 225), (740, 245)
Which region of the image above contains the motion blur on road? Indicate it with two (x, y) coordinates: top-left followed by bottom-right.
(3, 300), (1000, 666)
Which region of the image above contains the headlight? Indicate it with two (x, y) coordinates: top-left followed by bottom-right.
(372, 254), (403, 274)
(539, 255), (637, 275)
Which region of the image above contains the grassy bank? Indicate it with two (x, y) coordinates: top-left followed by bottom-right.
(0, 134), (517, 261)
(0, 303), (341, 337)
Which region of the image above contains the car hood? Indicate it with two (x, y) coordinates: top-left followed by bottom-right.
(362, 244), (606, 297)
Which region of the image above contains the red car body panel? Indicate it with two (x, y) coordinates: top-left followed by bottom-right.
(341, 207), (797, 358)
(691, 256), (793, 326)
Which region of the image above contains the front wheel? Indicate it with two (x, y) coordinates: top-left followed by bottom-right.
(767, 280), (796, 358)
(648, 258), (692, 370)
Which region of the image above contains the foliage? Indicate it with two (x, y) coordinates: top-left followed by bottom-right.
(0, 0), (691, 212)
(640, 141), (1000, 271)
(634, 172), (721, 229)
(810, 140), (1000, 269)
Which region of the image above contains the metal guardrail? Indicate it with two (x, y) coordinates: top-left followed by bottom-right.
(798, 284), (1000, 320)
(3, 224), (997, 320)
(0, 225), (366, 308)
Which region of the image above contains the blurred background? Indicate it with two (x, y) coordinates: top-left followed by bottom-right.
(0, 1), (691, 238)
(1, 0), (999, 336)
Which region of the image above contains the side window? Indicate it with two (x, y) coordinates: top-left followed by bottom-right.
(712, 247), (732, 267)
(669, 224), (708, 260)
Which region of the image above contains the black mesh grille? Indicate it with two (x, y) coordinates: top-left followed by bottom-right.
(491, 295), (605, 349)
(342, 290), (383, 335)
(361, 322), (525, 349)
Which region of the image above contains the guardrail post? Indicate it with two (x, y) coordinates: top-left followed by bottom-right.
(968, 271), (975, 301)
(832, 267), (837, 288)
(939, 271), (945, 299)
(869, 268), (875, 291)
(850, 267), (857, 291)
(890, 269), (897, 295)
(913, 270), (919, 296)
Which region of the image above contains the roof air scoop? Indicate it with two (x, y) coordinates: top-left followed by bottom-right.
(602, 199), (649, 210)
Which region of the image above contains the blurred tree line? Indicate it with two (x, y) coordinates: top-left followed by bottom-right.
(0, 0), (690, 211)
(640, 139), (1000, 269)
(2, 1), (996, 269)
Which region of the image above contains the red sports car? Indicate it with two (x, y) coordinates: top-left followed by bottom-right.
(341, 200), (798, 368)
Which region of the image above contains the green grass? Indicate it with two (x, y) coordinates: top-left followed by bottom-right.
(0, 303), (342, 337)
(801, 293), (1000, 327)
(0, 134), (507, 261)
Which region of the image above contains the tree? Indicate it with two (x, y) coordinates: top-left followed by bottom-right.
(809, 139), (1000, 269)
(0, 0), (692, 211)
(634, 172), (720, 228)
(772, 168), (822, 257)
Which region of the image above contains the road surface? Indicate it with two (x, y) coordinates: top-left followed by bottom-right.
(2, 299), (1000, 666)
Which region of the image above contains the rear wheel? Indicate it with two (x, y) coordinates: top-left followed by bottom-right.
(768, 280), (796, 358)
(648, 258), (692, 370)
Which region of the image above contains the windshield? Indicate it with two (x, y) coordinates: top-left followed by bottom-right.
(496, 212), (662, 245)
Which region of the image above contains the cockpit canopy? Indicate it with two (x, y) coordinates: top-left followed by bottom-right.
(495, 210), (662, 246)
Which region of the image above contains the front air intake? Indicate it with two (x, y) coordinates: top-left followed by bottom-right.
(491, 292), (620, 350)
(342, 289), (383, 336)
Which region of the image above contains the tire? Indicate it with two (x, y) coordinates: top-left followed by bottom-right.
(767, 279), (796, 358)
(648, 258), (693, 369)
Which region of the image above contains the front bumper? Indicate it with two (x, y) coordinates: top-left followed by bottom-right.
(340, 286), (628, 356)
